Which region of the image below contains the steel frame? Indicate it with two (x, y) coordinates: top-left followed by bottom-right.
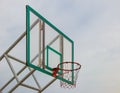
(0, 19), (57, 93)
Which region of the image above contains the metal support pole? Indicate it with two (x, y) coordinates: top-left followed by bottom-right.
(21, 83), (40, 91)
(28, 67), (41, 89)
(0, 65), (27, 91)
(42, 22), (45, 69)
(60, 35), (64, 61)
(1, 50), (40, 91)
(7, 50), (43, 92)
(7, 54), (41, 89)
(7, 54), (26, 65)
(48, 35), (59, 47)
(4, 55), (19, 83)
(8, 69), (35, 93)
(39, 19), (42, 67)
(0, 19), (39, 61)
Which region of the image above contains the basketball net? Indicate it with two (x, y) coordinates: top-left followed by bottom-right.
(52, 62), (81, 88)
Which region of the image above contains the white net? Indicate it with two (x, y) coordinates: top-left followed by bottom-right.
(58, 62), (81, 88)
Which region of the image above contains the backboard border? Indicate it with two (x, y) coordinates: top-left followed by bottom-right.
(26, 5), (74, 84)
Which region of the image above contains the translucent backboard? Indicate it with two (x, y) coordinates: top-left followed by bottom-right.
(26, 5), (74, 84)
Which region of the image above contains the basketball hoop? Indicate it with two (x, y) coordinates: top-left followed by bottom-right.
(52, 62), (81, 88)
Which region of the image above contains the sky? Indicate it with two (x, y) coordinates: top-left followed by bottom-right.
(0, 0), (120, 93)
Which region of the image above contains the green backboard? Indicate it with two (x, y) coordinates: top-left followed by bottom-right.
(26, 5), (74, 84)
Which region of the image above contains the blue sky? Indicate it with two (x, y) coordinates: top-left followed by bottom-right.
(0, 0), (120, 93)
